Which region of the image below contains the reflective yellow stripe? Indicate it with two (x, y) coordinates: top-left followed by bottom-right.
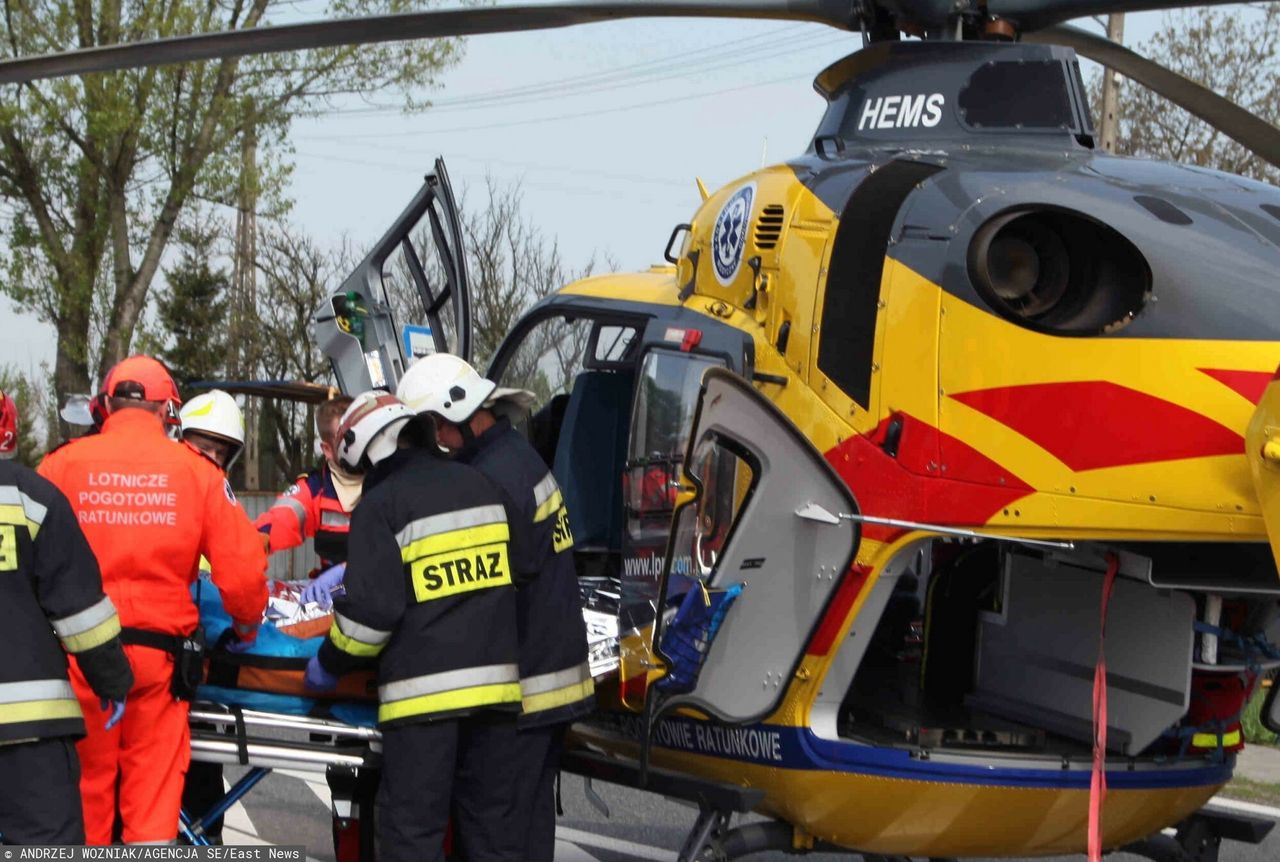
(0, 524), (15, 572)
(522, 677), (595, 715)
(1192, 730), (1242, 748)
(0, 699), (83, 725)
(328, 619), (387, 658)
(379, 664), (518, 702)
(334, 612), (392, 647)
(378, 682), (522, 722)
(0, 503), (39, 539)
(400, 523), (510, 563)
(533, 488), (564, 525)
(0, 486), (47, 539)
(61, 615), (122, 654)
(395, 505), (507, 549)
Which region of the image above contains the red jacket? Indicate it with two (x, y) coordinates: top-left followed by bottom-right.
(39, 409), (267, 636)
(254, 465), (352, 567)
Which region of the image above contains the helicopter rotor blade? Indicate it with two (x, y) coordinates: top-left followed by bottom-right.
(0, 0), (859, 85)
(1027, 23), (1280, 171)
(986, 0), (1249, 34)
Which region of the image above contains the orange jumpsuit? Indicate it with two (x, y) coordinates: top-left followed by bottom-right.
(39, 408), (268, 844)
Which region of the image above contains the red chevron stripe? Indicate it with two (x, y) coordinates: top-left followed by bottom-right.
(950, 381), (1243, 471)
(824, 412), (1033, 540)
(1198, 368), (1272, 405)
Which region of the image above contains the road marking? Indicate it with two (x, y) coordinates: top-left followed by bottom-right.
(277, 768), (334, 808)
(1208, 796), (1280, 820)
(553, 841), (605, 861)
(556, 826), (674, 860)
(222, 778), (259, 836)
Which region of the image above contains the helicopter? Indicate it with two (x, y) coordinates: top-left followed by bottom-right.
(7, 1), (1280, 860)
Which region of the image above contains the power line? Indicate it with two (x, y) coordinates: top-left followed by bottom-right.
(289, 23), (814, 118)
(401, 26), (820, 110)
(294, 27), (847, 126)
(298, 65), (822, 140)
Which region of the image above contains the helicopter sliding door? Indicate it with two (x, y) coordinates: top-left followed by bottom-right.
(314, 156), (473, 394)
(645, 367), (861, 724)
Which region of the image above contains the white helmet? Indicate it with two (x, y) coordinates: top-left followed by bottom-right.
(180, 390), (245, 468)
(397, 354), (534, 424)
(335, 391), (415, 472)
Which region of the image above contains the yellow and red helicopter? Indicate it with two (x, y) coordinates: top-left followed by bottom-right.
(8, 1), (1280, 859)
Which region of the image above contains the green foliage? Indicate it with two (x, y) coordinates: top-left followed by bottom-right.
(0, 0), (464, 403)
(157, 217), (230, 394)
(1088, 6), (1280, 184)
(0, 364), (53, 466)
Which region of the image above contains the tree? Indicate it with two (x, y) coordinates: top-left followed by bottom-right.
(1090, 6), (1280, 184)
(237, 179), (606, 488)
(0, 0), (463, 409)
(0, 364), (53, 466)
(381, 177), (602, 397)
(156, 214), (231, 392)
(247, 223), (345, 489)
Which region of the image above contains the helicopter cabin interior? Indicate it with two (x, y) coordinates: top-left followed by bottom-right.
(487, 305), (750, 618)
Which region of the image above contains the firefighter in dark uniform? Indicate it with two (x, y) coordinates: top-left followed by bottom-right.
(0, 390), (133, 844)
(304, 391), (526, 862)
(398, 356), (594, 861)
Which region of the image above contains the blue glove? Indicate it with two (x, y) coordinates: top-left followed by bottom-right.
(100, 697), (126, 731)
(221, 623), (259, 654)
(224, 635), (256, 654)
(304, 655), (339, 692)
(301, 563), (347, 611)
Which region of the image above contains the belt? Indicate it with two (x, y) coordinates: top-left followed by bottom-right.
(120, 627), (185, 654)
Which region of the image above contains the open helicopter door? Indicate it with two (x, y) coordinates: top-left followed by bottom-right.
(641, 366), (860, 728)
(314, 157), (472, 394)
(1247, 371), (1280, 735)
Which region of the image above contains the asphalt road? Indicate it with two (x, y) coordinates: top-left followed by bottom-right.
(213, 763), (1280, 862)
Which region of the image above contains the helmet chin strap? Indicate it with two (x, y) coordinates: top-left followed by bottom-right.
(458, 419), (477, 448)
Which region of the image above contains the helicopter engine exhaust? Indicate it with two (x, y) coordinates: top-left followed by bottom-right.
(967, 208), (1151, 335)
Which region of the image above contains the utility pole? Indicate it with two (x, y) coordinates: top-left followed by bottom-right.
(230, 111), (260, 490)
(1098, 14), (1126, 154)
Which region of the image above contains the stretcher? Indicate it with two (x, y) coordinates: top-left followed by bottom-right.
(185, 577), (383, 860)
(184, 575), (623, 859)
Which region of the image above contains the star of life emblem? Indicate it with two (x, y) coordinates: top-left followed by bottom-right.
(712, 183), (755, 285)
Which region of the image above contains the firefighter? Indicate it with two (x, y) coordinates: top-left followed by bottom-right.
(0, 391), (133, 844)
(38, 356), (269, 845)
(304, 392), (525, 862)
(179, 390), (245, 471)
(177, 388), (249, 844)
(254, 396), (356, 593)
(397, 354), (594, 862)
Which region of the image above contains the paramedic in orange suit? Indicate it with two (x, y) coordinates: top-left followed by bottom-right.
(38, 355), (269, 845)
(254, 396), (357, 570)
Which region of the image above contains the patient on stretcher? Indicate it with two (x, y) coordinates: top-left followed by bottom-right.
(196, 573), (377, 720)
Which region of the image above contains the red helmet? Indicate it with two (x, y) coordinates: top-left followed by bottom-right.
(103, 355), (181, 405)
(0, 390), (17, 460)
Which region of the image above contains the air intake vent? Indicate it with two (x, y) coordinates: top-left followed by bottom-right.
(754, 205), (785, 249)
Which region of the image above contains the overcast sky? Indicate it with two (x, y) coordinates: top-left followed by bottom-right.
(0, 6), (1212, 382)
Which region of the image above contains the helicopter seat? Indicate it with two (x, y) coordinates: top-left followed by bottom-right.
(553, 369), (634, 555)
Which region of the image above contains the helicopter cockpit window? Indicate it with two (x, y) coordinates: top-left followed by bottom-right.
(593, 324), (639, 365)
(491, 314), (593, 458)
(958, 61), (1076, 131)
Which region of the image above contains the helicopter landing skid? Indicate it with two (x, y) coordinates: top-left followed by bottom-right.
(1119, 805), (1275, 862)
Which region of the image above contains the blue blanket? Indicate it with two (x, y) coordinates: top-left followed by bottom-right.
(195, 575), (377, 728)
